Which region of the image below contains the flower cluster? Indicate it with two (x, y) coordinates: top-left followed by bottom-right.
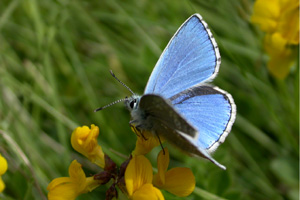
(0, 154), (8, 193)
(47, 125), (106, 199)
(251, 0), (299, 79)
(126, 148), (195, 199)
(47, 124), (195, 199)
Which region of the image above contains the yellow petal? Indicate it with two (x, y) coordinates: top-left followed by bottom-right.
(161, 167), (195, 197)
(71, 125), (105, 168)
(267, 52), (296, 79)
(278, 0), (299, 44)
(264, 33), (297, 79)
(131, 183), (164, 200)
(157, 148), (169, 173)
(153, 148), (170, 186)
(251, 0), (280, 32)
(47, 160), (100, 200)
(251, 0), (299, 45)
(125, 155), (153, 196)
(0, 177), (5, 193)
(132, 129), (162, 156)
(0, 155), (7, 193)
(265, 33), (287, 53)
(84, 177), (102, 193)
(251, 0), (299, 79)
(0, 154), (8, 176)
(47, 177), (73, 191)
(47, 179), (79, 200)
(68, 160), (86, 188)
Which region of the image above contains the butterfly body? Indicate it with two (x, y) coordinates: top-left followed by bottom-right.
(123, 14), (236, 170)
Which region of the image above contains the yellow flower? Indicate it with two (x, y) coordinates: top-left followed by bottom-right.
(125, 155), (164, 200)
(47, 160), (100, 200)
(264, 33), (297, 78)
(153, 148), (195, 197)
(251, 0), (281, 33)
(0, 154), (8, 193)
(251, 0), (299, 79)
(71, 124), (105, 168)
(0, 177), (4, 193)
(131, 127), (162, 156)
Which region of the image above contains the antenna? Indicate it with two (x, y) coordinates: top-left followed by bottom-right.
(110, 70), (134, 95)
(94, 97), (127, 112)
(94, 70), (134, 112)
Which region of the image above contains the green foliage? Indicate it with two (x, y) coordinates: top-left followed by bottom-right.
(0, 0), (298, 199)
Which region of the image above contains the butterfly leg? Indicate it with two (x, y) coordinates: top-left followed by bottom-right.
(154, 131), (165, 155)
(130, 124), (148, 140)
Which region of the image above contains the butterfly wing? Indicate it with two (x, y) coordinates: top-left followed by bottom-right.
(139, 94), (226, 169)
(170, 85), (236, 153)
(144, 14), (220, 99)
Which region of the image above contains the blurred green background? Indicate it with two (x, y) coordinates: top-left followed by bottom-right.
(0, 0), (299, 199)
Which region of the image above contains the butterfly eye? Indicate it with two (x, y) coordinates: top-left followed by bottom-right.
(130, 99), (137, 109)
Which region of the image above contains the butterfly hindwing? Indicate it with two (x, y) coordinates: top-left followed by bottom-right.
(170, 85), (236, 153)
(144, 14), (220, 99)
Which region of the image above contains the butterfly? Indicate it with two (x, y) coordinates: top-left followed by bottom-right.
(96, 14), (236, 170)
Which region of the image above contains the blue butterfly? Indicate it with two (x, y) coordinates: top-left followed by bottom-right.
(97, 14), (236, 170)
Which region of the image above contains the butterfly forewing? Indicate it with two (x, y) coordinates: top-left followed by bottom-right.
(144, 14), (220, 99)
(139, 94), (197, 138)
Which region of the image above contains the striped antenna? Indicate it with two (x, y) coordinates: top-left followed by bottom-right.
(110, 70), (134, 95)
(94, 97), (127, 112)
(94, 70), (134, 112)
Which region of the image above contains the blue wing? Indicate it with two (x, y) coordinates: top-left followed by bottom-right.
(170, 85), (236, 153)
(144, 14), (220, 98)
